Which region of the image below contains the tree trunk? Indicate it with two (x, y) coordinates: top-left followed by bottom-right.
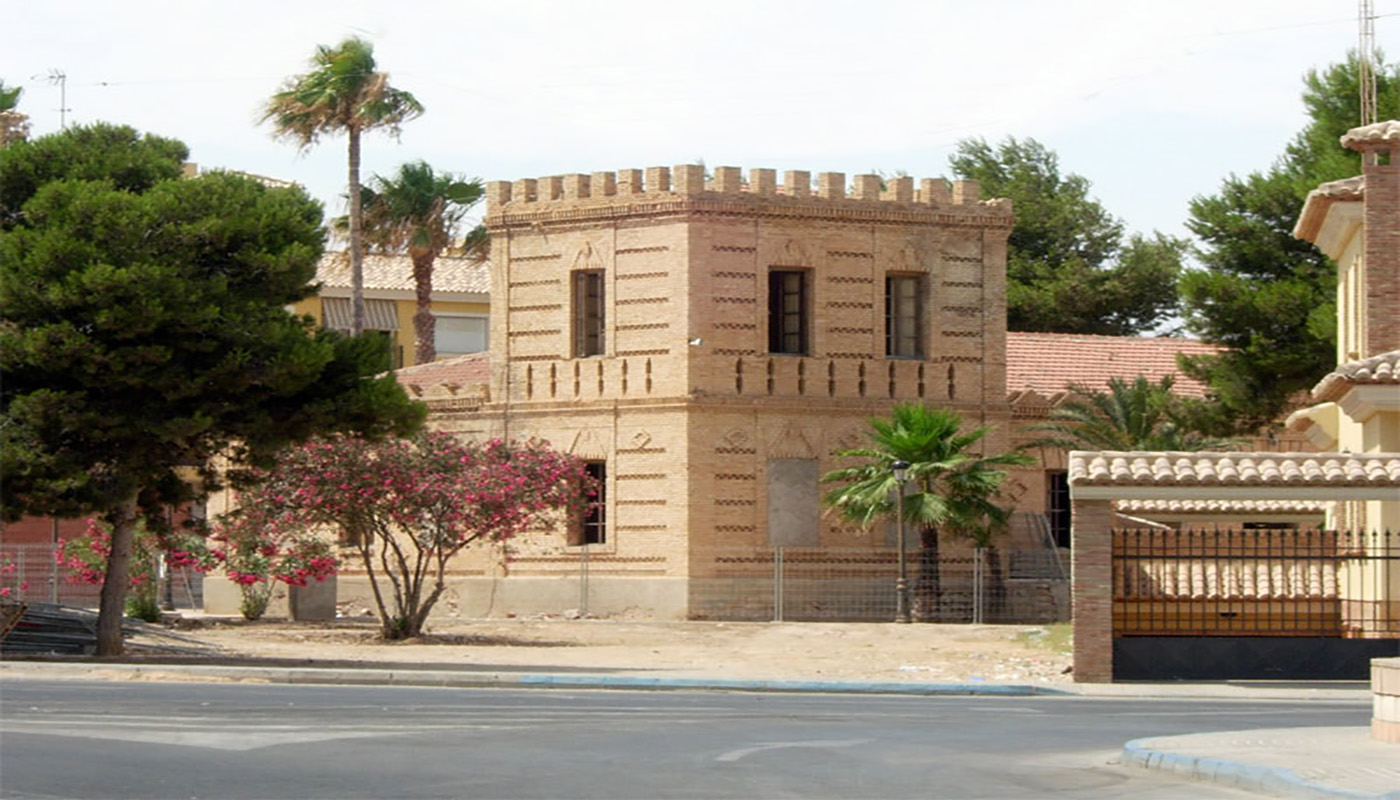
(914, 524), (941, 622)
(411, 247), (436, 365)
(348, 126), (365, 337)
(95, 496), (140, 656)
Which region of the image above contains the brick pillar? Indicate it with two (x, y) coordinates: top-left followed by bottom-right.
(485, 181), (511, 213)
(673, 164), (705, 196)
(851, 174), (881, 200)
(712, 166), (743, 193)
(1072, 498), (1115, 682)
(1362, 158), (1399, 355)
(920, 177), (950, 204)
(952, 179), (980, 204)
(591, 171), (617, 197)
(538, 175), (563, 201)
(885, 176), (914, 202)
(561, 173), (591, 200)
(817, 172), (845, 199)
(784, 170), (810, 198)
(750, 168), (776, 196)
(617, 169), (643, 195)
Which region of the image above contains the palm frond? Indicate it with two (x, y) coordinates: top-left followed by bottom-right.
(262, 37), (423, 151)
(820, 403), (1026, 544)
(1022, 374), (1242, 452)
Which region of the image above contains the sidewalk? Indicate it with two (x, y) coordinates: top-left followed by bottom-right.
(1, 658), (1392, 798)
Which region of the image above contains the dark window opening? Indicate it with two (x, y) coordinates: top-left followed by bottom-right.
(885, 274), (924, 358)
(573, 270), (605, 357)
(570, 461), (607, 546)
(1047, 471), (1071, 548)
(1242, 521), (1300, 530)
(768, 270), (808, 355)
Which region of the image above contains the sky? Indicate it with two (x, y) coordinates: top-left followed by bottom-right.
(4, 0), (1395, 243)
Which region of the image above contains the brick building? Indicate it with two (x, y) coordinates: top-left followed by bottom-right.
(340, 165), (1020, 619)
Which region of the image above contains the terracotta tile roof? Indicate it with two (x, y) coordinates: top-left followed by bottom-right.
(1118, 552), (1337, 600)
(393, 352), (490, 394)
(316, 252), (490, 295)
(1115, 498), (1328, 515)
(1308, 175), (1365, 200)
(1005, 332), (1221, 399)
(1311, 350), (1400, 403)
(1341, 119), (1400, 150)
(1294, 176), (1364, 242)
(1069, 451), (1400, 488)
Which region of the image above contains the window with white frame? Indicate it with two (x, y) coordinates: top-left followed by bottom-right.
(434, 313), (489, 357)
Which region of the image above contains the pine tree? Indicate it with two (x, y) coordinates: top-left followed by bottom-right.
(1180, 54), (1400, 433)
(1, 123), (424, 654)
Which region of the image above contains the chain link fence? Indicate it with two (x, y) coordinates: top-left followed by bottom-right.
(688, 545), (1068, 623)
(0, 543), (203, 610)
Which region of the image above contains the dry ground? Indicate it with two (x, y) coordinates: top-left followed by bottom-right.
(173, 617), (1074, 684)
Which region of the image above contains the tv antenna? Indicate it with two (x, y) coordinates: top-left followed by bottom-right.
(1359, 0), (1377, 126)
(35, 69), (70, 129)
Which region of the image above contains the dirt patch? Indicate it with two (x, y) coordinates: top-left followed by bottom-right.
(173, 617), (1074, 684)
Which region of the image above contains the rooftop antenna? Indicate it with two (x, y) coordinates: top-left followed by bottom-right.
(1359, 0), (1377, 126)
(35, 69), (69, 129)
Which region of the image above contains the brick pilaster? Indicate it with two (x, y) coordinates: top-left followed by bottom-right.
(1072, 498), (1115, 682)
(1363, 159), (1399, 356)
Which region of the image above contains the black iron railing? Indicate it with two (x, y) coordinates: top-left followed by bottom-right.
(1112, 528), (1398, 637)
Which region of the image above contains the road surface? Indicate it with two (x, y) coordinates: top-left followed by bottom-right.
(0, 680), (1365, 798)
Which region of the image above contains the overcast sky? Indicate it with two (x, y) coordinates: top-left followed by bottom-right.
(5, 1), (1394, 242)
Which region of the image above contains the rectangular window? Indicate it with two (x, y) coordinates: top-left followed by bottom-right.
(573, 270), (605, 357)
(885, 274), (924, 358)
(1047, 471), (1070, 548)
(768, 270), (808, 355)
(434, 313), (489, 357)
(569, 461), (607, 546)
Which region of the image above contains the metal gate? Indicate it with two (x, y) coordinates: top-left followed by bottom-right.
(1111, 527), (1399, 680)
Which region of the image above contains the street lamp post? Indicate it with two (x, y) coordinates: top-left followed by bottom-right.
(892, 460), (911, 624)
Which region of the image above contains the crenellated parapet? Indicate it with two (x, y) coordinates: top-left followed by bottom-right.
(485, 165), (1012, 230)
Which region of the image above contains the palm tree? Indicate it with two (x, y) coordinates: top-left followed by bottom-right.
(262, 37), (423, 336)
(1027, 375), (1239, 452)
(0, 80), (21, 110)
(357, 161), (484, 364)
(0, 80), (28, 147)
(823, 404), (1032, 621)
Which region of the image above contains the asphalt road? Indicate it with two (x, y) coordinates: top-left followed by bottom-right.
(0, 680), (1367, 799)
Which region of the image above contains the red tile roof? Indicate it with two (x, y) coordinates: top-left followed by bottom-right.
(1006, 332), (1222, 399)
(394, 352), (490, 393)
(317, 252), (490, 294)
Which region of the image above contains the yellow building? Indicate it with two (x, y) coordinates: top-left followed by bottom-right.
(1288, 119), (1400, 534)
(291, 252), (490, 369)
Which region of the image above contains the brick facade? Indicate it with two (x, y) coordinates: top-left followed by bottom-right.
(405, 166), (1016, 618)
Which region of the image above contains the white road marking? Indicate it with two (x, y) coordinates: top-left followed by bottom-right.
(716, 738), (871, 762)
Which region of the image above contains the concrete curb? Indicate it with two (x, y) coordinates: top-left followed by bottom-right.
(1122, 739), (1400, 800)
(513, 674), (1074, 695)
(0, 661), (1071, 696)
